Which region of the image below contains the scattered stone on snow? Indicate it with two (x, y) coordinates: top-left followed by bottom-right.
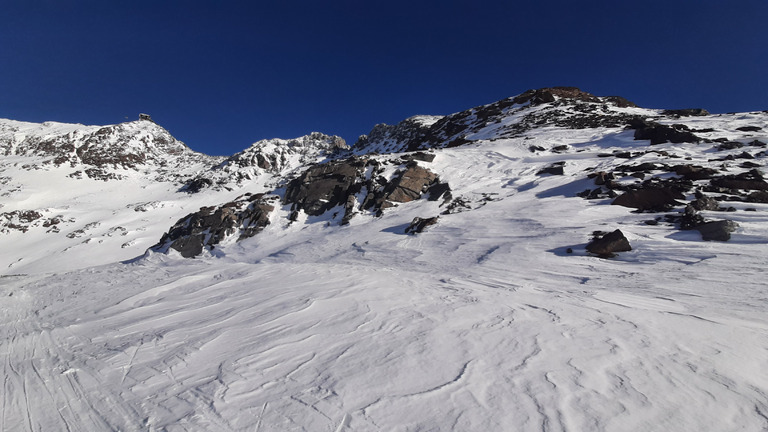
(629, 119), (700, 145)
(405, 216), (439, 234)
(536, 162), (565, 176)
(611, 188), (684, 212)
(586, 229), (632, 258)
(695, 220), (739, 241)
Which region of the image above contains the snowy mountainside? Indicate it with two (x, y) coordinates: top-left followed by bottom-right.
(0, 117), (345, 274)
(2, 88), (768, 431)
(353, 87), (656, 154)
(0, 117), (222, 181)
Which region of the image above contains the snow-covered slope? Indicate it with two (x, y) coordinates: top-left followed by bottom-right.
(0, 117), (347, 274)
(2, 89), (768, 431)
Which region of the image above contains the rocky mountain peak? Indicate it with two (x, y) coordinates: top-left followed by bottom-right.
(181, 132), (349, 192)
(352, 87), (649, 155)
(0, 118), (212, 169)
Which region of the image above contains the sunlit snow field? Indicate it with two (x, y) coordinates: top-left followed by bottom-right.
(2, 122), (768, 430)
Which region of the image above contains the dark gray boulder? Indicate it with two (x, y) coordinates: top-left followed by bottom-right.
(586, 230), (632, 257)
(695, 220), (739, 241)
(612, 188), (684, 211)
(690, 196), (720, 211)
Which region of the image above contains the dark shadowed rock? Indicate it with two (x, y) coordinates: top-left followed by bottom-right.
(284, 157), (442, 222)
(690, 196), (720, 211)
(590, 171), (614, 185)
(603, 96), (637, 108)
(679, 205), (706, 230)
(737, 126), (762, 132)
(695, 220), (738, 241)
(284, 158), (368, 216)
(513, 87), (600, 106)
(152, 194), (276, 257)
(662, 108), (710, 117)
(612, 188), (684, 211)
(629, 119), (700, 145)
(717, 141), (744, 151)
(746, 191), (768, 203)
(537, 162), (565, 176)
(405, 216), (439, 234)
(586, 230), (632, 257)
(385, 163), (439, 203)
(673, 164), (719, 180)
(183, 177), (214, 193)
(710, 171), (768, 191)
(426, 182), (452, 202)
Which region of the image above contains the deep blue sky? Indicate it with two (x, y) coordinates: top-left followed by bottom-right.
(2, 1), (767, 155)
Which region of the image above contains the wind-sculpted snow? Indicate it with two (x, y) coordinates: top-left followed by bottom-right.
(2, 88), (768, 430)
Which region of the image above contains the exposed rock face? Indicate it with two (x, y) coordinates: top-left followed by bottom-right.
(384, 163), (438, 203)
(586, 230), (632, 257)
(284, 157), (369, 217)
(284, 157), (442, 223)
(710, 171), (768, 191)
(695, 220), (739, 241)
(186, 132), (350, 192)
(0, 210), (44, 233)
(662, 108), (710, 117)
(629, 119), (700, 145)
(689, 196), (720, 211)
(151, 194), (276, 257)
(0, 119), (223, 183)
(512, 87), (601, 105)
(353, 87), (647, 154)
(353, 116), (441, 154)
(611, 188), (684, 211)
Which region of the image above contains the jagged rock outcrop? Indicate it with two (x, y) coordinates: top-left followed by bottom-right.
(512, 87), (602, 105)
(353, 87), (649, 154)
(284, 157), (370, 217)
(709, 170), (768, 191)
(0, 119), (222, 183)
(405, 216), (439, 234)
(354, 116), (441, 154)
(629, 119), (701, 145)
(662, 108), (710, 117)
(182, 132), (349, 191)
(283, 157), (443, 223)
(151, 194), (277, 257)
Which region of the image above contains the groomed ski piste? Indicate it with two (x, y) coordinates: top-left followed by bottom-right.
(1, 95), (768, 431)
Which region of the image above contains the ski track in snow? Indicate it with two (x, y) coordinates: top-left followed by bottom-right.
(2, 114), (768, 430)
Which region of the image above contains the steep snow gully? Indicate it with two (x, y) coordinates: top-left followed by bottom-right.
(2, 88), (768, 431)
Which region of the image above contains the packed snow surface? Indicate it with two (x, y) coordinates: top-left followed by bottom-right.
(2, 108), (768, 431)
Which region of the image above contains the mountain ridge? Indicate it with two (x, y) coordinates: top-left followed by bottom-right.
(1, 86), (767, 273)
